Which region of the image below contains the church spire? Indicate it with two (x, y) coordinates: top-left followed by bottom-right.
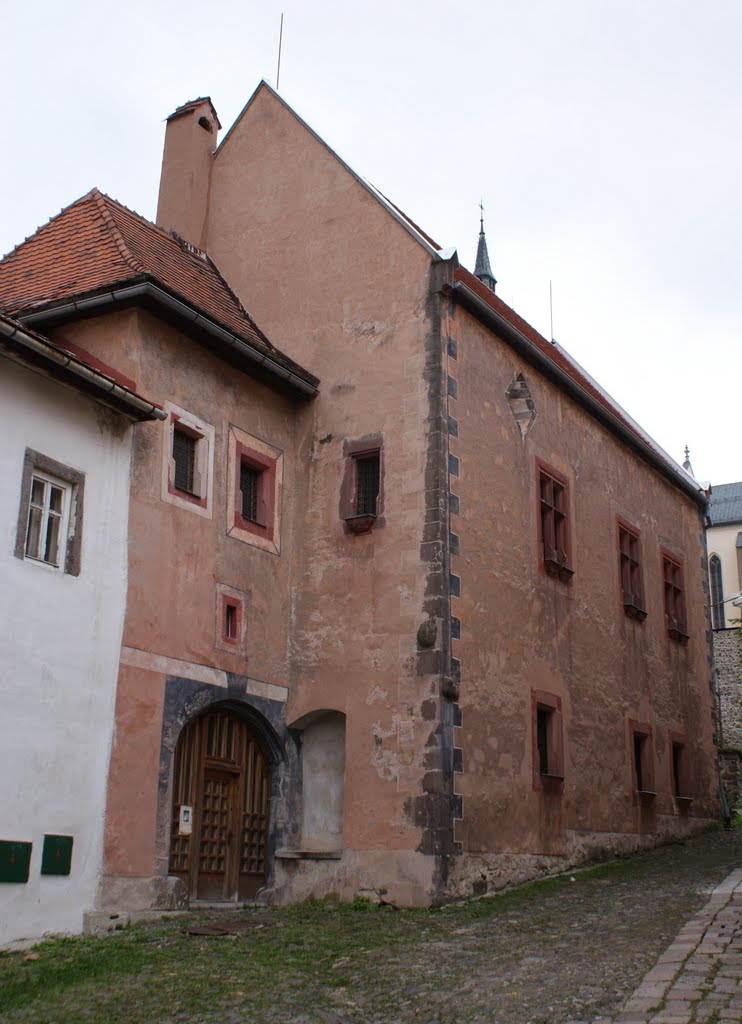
(474, 200), (497, 293)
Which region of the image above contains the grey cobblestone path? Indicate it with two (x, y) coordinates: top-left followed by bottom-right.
(607, 868), (742, 1024)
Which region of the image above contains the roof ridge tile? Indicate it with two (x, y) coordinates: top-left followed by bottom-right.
(91, 190), (145, 274)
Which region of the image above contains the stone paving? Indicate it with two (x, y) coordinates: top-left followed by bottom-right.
(605, 868), (742, 1024)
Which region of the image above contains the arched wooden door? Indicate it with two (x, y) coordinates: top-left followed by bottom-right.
(169, 708), (271, 900)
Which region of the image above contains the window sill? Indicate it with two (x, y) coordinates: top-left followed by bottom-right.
(623, 601), (647, 622)
(275, 849), (343, 861)
(637, 789), (657, 804)
(539, 771), (564, 781)
(674, 795), (693, 805)
(544, 557), (573, 582)
(668, 626), (690, 642)
(344, 513), (377, 535)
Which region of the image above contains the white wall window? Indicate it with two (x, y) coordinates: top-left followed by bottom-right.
(14, 450), (85, 576)
(25, 472), (70, 568)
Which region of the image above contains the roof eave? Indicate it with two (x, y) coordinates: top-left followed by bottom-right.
(452, 279), (707, 509)
(17, 280), (319, 400)
(0, 317), (166, 422)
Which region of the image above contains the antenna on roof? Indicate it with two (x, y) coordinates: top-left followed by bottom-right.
(549, 280), (554, 341)
(276, 13), (284, 90)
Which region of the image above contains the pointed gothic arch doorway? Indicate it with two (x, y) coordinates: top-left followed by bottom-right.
(169, 707), (271, 900)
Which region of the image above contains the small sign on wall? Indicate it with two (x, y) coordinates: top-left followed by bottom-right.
(178, 805), (193, 836)
(41, 835), (74, 876)
(0, 840), (32, 883)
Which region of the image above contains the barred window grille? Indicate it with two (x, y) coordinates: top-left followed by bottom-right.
(240, 463), (259, 522)
(356, 455), (380, 516)
(173, 429), (196, 494)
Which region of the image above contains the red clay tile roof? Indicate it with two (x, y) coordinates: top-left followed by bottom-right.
(0, 189), (317, 388)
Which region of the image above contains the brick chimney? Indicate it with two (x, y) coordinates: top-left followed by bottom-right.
(156, 97), (221, 249)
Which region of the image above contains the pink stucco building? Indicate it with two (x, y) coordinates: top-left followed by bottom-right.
(0, 83), (720, 918)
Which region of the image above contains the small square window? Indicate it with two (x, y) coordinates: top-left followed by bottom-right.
(162, 404), (214, 518)
(240, 463), (260, 523)
(618, 520), (646, 620)
(531, 690), (564, 788)
(537, 462), (572, 581)
(227, 427), (282, 555)
(216, 584), (247, 653)
(662, 551), (688, 640)
(172, 428), (197, 494)
(15, 450), (85, 576)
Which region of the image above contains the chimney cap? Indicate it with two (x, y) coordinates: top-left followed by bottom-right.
(166, 96), (221, 131)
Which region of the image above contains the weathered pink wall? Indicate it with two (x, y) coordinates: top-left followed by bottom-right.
(445, 302), (717, 888)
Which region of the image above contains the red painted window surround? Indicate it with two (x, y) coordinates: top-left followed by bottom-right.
(617, 518), (647, 621)
(535, 458), (572, 581)
(168, 414), (208, 509)
(669, 731), (692, 804)
(222, 596), (242, 645)
(531, 689), (564, 792)
(629, 719), (655, 799)
(661, 548), (688, 641)
(232, 441), (276, 543)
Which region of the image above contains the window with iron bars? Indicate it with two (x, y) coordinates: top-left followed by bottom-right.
(240, 463), (260, 523)
(355, 454), (380, 516)
(172, 428), (196, 494)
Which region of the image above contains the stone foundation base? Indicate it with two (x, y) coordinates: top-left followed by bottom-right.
(444, 818), (719, 902)
(270, 849), (437, 908)
(97, 874), (189, 912)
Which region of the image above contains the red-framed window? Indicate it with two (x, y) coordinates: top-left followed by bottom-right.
(222, 597), (242, 645)
(233, 443), (277, 542)
(536, 461), (572, 580)
(340, 436), (384, 532)
(531, 690), (564, 790)
(166, 410), (211, 510)
(629, 720), (655, 797)
(617, 519), (646, 620)
(661, 549), (688, 641)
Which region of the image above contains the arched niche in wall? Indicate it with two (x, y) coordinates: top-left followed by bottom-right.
(290, 710), (346, 852)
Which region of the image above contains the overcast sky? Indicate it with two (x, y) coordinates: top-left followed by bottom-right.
(3, 0), (740, 485)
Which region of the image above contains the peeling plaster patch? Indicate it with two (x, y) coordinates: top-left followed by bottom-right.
(366, 686), (390, 706)
(371, 747), (401, 781)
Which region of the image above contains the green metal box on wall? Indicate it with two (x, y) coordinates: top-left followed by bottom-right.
(41, 835), (74, 876)
(0, 840), (32, 883)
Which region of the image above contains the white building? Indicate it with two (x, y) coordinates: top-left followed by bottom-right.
(0, 314), (163, 946)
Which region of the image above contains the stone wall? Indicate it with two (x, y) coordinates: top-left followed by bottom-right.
(716, 629), (742, 749)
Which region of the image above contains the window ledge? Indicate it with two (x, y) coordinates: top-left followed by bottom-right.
(675, 795), (694, 805)
(344, 513), (377, 535)
(668, 626), (690, 642)
(539, 771), (564, 781)
(623, 601), (647, 622)
(637, 789), (657, 803)
(544, 557), (573, 582)
(275, 849), (343, 861)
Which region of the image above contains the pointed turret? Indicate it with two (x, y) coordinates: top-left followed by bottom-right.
(682, 446), (695, 477)
(474, 202), (497, 293)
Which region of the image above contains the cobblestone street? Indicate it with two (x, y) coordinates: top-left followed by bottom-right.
(2, 828), (741, 1024)
(607, 866), (742, 1024)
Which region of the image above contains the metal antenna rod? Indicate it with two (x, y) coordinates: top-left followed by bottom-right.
(276, 13), (284, 90)
(550, 280), (554, 341)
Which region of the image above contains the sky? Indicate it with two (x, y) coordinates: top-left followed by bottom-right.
(3, 0), (740, 485)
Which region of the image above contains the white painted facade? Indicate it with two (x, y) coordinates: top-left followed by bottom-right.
(0, 358), (133, 946)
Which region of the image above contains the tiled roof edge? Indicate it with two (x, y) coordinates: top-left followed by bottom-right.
(92, 190), (145, 274)
(452, 270), (706, 508)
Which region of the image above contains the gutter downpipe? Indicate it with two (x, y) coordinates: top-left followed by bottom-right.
(20, 282), (319, 399)
(0, 317), (167, 421)
(453, 281), (706, 508)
